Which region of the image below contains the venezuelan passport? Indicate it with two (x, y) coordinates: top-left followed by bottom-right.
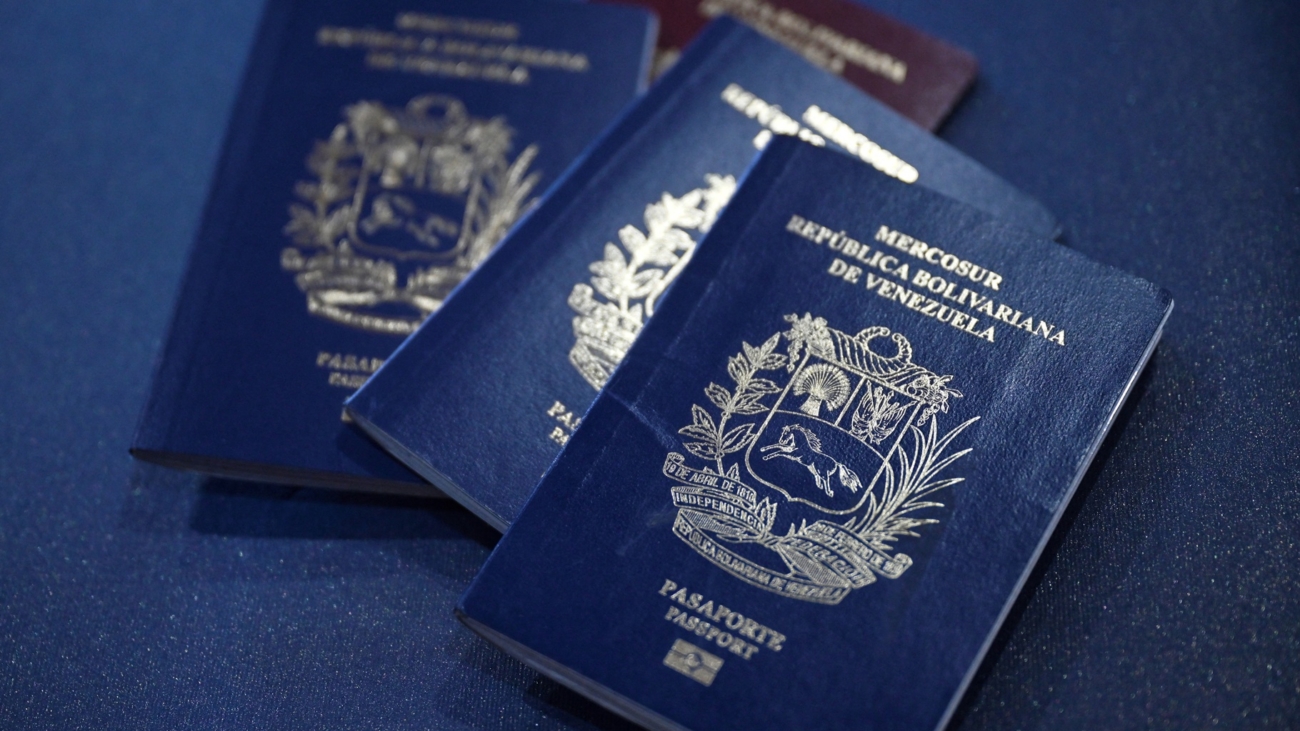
(457, 137), (1173, 731)
(130, 0), (656, 493)
(634, 0), (977, 130)
(346, 19), (1058, 522)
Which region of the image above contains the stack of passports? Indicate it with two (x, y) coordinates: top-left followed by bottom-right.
(126, 4), (1177, 729)
(130, 0), (656, 492)
(457, 137), (1172, 731)
(346, 19), (1059, 528)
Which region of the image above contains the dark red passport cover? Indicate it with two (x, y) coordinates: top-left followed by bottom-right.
(633, 0), (977, 130)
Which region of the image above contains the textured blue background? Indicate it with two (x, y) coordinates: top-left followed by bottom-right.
(0, 0), (1295, 729)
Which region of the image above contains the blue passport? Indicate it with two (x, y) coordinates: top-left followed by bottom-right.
(346, 18), (1061, 520)
(130, 0), (656, 493)
(457, 137), (1172, 731)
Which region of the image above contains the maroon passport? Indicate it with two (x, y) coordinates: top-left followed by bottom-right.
(631, 0), (977, 130)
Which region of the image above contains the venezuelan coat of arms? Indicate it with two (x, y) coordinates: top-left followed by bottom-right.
(567, 174), (737, 389)
(282, 94), (541, 335)
(665, 314), (980, 605)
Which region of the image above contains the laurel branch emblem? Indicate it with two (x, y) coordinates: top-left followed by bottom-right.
(281, 94), (541, 335)
(567, 174), (737, 389)
(666, 314), (979, 605)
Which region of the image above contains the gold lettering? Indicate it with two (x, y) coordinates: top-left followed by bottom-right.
(546, 400), (581, 443)
(891, 284), (912, 306)
(320, 16), (588, 87)
(658, 581), (784, 657)
(798, 217), (1067, 346)
(316, 352), (384, 373)
(868, 225), (1002, 289)
(327, 372), (368, 389)
(836, 260), (862, 283)
(548, 426), (568, 446)
(801, 107), (917, 182)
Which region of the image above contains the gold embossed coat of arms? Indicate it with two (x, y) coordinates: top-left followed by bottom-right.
(665, 314), (980, 605)
(282, 94), (541, 335)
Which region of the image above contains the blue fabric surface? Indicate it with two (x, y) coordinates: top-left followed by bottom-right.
(0, 1), (1295, 730)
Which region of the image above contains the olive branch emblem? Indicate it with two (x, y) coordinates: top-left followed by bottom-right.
(843, 414), (979, 552)
(568, 174), (736, 389)
(679, 332), (786, 476)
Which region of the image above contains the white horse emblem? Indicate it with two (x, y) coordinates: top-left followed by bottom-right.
(760, 424), (862, 498)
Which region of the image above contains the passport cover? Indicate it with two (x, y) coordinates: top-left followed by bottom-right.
(632, 0), (977, 130)
(130, 0), (656, 493)
(457, 137), (1173, 731)
(346, 19), (1059, 521)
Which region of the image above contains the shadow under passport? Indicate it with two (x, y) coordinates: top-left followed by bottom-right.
(189, 477), (498, 547)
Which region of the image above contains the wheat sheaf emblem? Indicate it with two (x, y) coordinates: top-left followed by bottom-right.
(567, 174), (737, 389)
(282, 94), (541, 336)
